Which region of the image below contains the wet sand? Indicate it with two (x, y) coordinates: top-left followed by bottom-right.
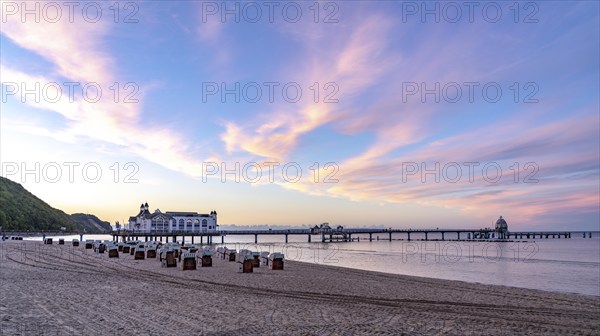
(0, 240), (598, 335)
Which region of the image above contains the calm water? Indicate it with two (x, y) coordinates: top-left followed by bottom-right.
(23, 232), (600, 296)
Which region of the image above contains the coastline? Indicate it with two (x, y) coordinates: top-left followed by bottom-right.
(1, 240), (599, 335)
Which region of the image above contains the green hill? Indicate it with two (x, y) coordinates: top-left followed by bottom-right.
(0, 177), (111, 233)
(70, 213), (112, 233)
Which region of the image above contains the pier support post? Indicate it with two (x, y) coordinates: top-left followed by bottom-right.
(285, 234), (288, 243)
(407, 232), (411, 241)
(425, 232), (428, 241)
(369, 233), (372, 242)
(441, 232), (445, 241)
(254, 234), (258, 244)
(191, 236), (194, 244)
(388, 232), (392, 242)
(308, 234), (311, 242)
(221, 236), (224, 244)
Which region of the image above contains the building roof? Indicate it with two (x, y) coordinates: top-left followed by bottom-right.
(165, 211), (199, 216)
(129, 211), (212, 221)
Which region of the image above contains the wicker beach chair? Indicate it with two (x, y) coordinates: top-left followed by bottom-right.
(108, 246), (119, 258)
(182, 253), (197, 270)
(161, 250), (177, 267)
(134, 245), (145, 260)
(201, 249), (212, 267)
(238, 254), (254, 273)
(251, 252), (260, 268)
(227, 249), (237, 262)
(270, 253), (284, 270)
(260, 251), (270, 266)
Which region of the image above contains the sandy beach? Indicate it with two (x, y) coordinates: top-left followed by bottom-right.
(0, 240), (598, 335)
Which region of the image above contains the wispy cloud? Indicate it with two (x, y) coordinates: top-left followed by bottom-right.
(1, 3), (217, 179)
(219, 14), (398, 161)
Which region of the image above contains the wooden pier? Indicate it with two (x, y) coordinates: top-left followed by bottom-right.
(1, 228), (585, 244)
(106, 228), (576, 244)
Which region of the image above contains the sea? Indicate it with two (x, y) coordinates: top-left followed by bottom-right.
(22, 231), (600, 296)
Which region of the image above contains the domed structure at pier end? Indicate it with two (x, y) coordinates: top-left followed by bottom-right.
(495, 216), (509, 239)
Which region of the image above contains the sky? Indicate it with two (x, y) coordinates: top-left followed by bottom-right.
(0, 1), (598, 231)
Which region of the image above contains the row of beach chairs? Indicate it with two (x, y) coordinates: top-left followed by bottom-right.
(44, 239), (285, 273)
(2, 236), (23, 241)
(216, 247), (284, 273)
(43, 238), (77, 245)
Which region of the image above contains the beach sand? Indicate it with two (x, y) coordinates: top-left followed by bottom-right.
(0, 240), (598, 335)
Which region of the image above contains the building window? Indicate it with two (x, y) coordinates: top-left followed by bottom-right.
(194, 219), (200, 228)
(178, 219), (184, 230)
(186, 219), (192, 231)
(202, 219), (208, 227)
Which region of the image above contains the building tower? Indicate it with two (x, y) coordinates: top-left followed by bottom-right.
(495, 216), (509, 239)
(211, 210), (218, 226)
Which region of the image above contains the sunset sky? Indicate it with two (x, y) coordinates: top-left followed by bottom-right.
(1, 1), (598, 230)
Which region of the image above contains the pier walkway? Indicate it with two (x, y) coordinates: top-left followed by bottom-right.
(1, 228), (582, 244)
(107, 228), (575, 244)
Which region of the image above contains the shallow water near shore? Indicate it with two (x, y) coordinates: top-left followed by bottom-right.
(23, 232), (600, 296)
